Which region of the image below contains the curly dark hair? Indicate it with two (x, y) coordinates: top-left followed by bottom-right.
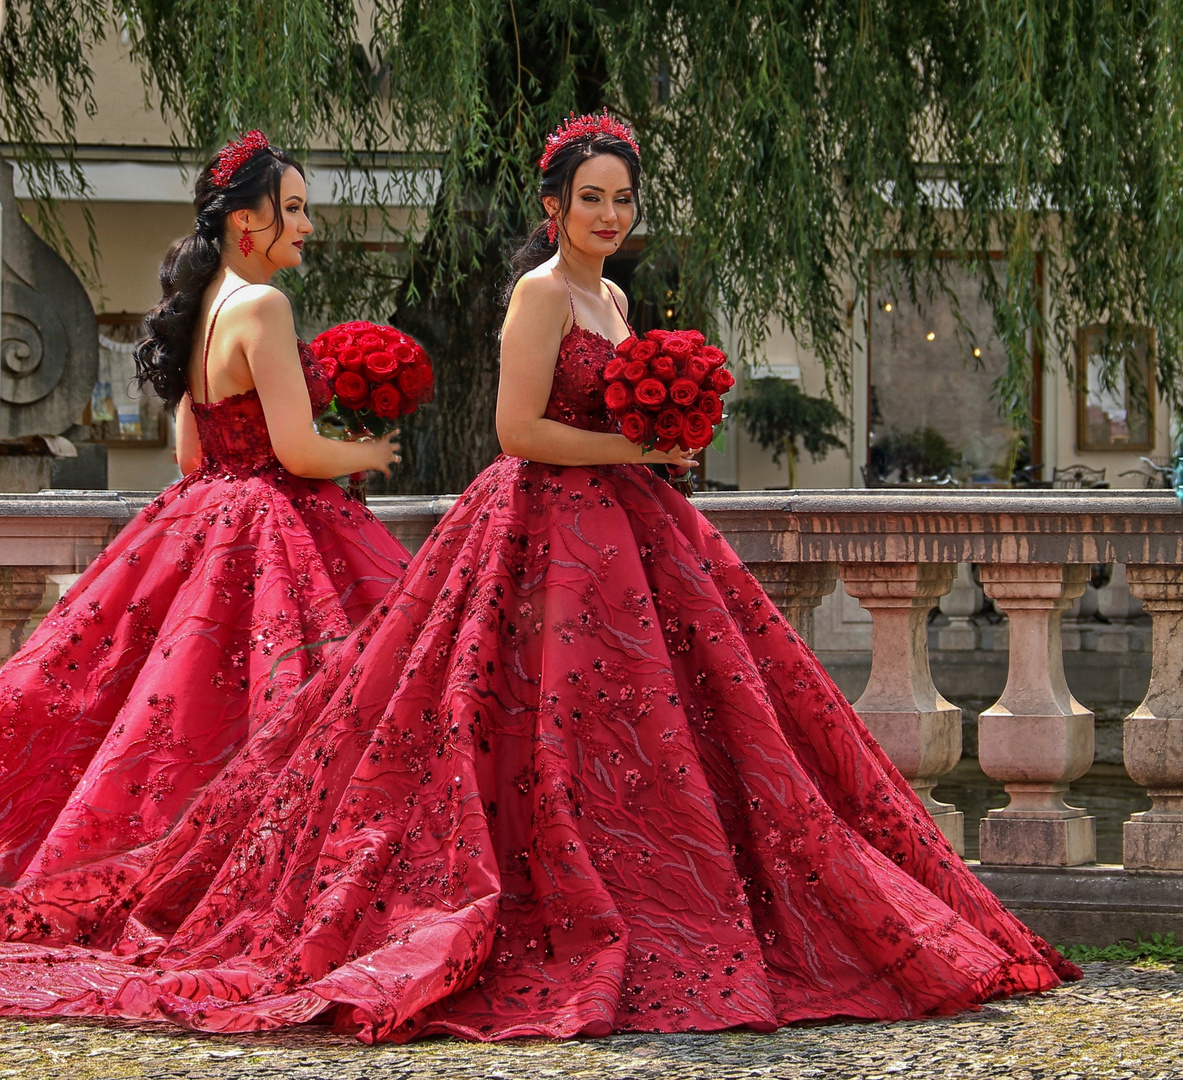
(134, 140), (303, 409)
(504, 129), (642, 305)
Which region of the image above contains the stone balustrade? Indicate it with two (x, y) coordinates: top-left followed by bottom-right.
(1, 487), (1182, 882)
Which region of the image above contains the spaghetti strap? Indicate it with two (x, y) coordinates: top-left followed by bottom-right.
(560, 273), (633, 339)
(199, 283), (254, 404)
(607, 286), (633, 337)
(559, 274), (578, 324)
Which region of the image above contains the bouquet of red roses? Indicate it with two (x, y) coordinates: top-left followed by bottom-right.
(309, 321), (434, 437)
(603, 329), (735, 452)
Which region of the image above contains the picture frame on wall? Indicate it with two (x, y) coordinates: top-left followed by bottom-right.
(1075, 324), (1155, 452)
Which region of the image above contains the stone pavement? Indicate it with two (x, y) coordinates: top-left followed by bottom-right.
(1, 962), (1181, 1080)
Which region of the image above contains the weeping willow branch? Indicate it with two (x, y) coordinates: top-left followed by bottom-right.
(4, 0), (1183, 446)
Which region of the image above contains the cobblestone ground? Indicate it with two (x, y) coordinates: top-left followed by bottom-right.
(1, 962), (1181, 1080)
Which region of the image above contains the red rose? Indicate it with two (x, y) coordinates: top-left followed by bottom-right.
(700, 345), (727, 368)
(687, 356), (713, 383)
(668, 377), (700, 407)
(604, 381), (633, 412)
(652, 356), (678, 381)
(620, 411), (648, 444)
(622, 360), (648, 383)
(630, 340), (659, 363)
(319, 356), (340, 380)
(358, 333), (385, 352)
(396, 362), (435, 403)
(334, 371), (369, 408)
(603, 357), (628, 382)
(336, 347), (365, 373)
(712, 368), (736, 394)
(370, 383), (404, 419)
(646, 329), (672, 345)
(662, 336), (693, 361)
(682, 410), (713, 448)
(655, 408), (685, 441)
(318, 328), (352, 352)
(615, 336), (638, 358)
(697, 390), (724, 424)
(685, 330), (706, 348)
(366, 351), (400, 381)
(634, 378), (668, 408)
(392, 342), (417, 365)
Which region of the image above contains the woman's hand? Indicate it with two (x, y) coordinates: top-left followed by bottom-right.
(642, 444), (701, 471)
(359, 430), (402, 478)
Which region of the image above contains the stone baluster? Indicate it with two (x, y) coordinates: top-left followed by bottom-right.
(839, 563), (964, 855)
(0, 565), (50, 660)
(977, 564), (1096, 866)
(936, 562), (983, 651)
(1122, 566), (1183, 870)
(748, 562), (839, 650)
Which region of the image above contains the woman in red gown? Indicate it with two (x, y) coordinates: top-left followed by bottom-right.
(0, 132), (405, 946)
(0, 117), (1077, 1039)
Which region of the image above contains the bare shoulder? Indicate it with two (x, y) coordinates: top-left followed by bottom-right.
(510, 266), (571, 322)
(227, 283), (292, 324)
(222, 282), (295, 335)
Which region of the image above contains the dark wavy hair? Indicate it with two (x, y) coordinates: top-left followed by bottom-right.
(134, 140), (303, 409)
(504, 130), (643, 304)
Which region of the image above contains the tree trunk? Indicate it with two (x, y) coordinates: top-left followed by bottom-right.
(366, 237), (505, 497)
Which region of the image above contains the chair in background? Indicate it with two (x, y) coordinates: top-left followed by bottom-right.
(1052, 464), (1109, 489)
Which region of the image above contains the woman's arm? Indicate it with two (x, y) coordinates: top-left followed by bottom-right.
(495, 275), (699, 469)
(230, 287), (399, 479)
(174, 394), (203, 475)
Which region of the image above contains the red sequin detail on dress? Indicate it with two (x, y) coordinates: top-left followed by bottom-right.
(0, 323), (1077, 1039)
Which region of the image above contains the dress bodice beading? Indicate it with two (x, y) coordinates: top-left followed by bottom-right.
(191, 342), (332, 475)
(543, 325), (620, 435)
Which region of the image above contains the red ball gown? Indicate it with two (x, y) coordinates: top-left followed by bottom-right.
(0, 320), (1076, 1040)
(0, 323), (408, 945)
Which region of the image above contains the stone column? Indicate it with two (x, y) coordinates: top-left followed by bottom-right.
(1122, 565), (1183, 869)
(977, 564), (1096, 866)
(748, 562), (839, 650)
(839, 562), (964, 855)
(0, 565), (49, 660)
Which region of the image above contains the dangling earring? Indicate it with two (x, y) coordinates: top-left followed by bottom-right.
(546, 216), (558, 245)
(238, 227), (255, 257)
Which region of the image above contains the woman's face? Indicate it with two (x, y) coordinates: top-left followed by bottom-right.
(243, 166), (314, 270)
(549, 153), (636, 258)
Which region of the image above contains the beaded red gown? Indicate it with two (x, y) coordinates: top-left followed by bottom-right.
(0, 332), (407, 944)
(0, 321), (1076, 1041)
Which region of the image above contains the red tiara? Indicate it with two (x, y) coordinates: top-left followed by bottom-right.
(210, 130), (270, 187)
(540, 110), (640, 171)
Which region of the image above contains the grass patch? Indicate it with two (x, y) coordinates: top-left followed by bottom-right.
(1060, 932), (1183, 967)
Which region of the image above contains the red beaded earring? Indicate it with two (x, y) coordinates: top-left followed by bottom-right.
(238, 227), (254, 257)
(546, 216), (558, 245)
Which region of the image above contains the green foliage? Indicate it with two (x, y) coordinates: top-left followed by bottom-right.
(0, 0), (107, 270)
(869, 427), (960, 482)
(110, 0), (373, 156)
(732, 377), (847, 482)
(6, 0), (1183, 482)
(1060, 933), (1183, 968)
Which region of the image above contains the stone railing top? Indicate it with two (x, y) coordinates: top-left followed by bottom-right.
(0, 487), (1180, 566)
(691, 488), (1183, 564)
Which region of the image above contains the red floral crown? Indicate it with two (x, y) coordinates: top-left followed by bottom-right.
(540, 110), (640, 171)
(210, 130), (271, 187)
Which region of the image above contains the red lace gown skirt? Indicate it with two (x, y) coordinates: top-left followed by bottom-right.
(0, 457), (1076, 1037)
(0, 466), (408, 942)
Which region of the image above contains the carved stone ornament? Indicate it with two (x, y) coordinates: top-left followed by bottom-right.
(0, 158), (98, 437)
